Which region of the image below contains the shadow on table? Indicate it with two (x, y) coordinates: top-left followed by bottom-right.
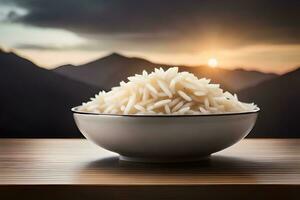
(74, 155), (297, 200)
(80, 154), (285, 175)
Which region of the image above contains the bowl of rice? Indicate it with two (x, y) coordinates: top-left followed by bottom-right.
(72, 67), (259, 162)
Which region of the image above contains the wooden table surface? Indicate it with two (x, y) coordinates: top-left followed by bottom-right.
(0, 139), (299, 200)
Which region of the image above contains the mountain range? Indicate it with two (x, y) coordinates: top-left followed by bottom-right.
(0, 49), (299, 137)
(54, 53), (277, 92)
(0, 49), (99, 137)
(239, 68), (300, 137)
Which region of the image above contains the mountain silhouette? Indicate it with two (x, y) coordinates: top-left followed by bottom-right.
(0, 50), (100, 137)
(54, 53), (276, 92)
(239, 68), (300, 137)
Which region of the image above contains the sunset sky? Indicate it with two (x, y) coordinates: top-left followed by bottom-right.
(0, 0), (299, 73)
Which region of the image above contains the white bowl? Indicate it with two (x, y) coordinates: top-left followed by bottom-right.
(72, 107), (259, 162)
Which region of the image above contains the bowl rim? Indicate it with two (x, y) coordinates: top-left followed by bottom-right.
(71, 106), (260, 117)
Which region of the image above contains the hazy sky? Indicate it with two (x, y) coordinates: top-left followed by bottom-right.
(0, 0), (299, 73)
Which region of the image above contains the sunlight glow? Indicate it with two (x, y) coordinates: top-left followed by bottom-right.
(208, 58), (218, 68)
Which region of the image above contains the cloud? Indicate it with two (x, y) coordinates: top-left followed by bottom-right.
(14, 42), (103, 51)
(14, 44), (70, 51)
(3, 0), (300, 52)
(0, 2), (28, 21)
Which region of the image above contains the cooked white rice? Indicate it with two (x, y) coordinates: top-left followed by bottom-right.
(79, 67), (258, 115)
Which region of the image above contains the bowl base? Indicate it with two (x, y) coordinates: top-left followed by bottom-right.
(119, 155), (211, 163)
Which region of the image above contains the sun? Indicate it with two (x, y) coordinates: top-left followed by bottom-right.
(208, 58), (218, 68)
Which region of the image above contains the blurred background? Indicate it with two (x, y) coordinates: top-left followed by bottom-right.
(0, 0), (299, 138)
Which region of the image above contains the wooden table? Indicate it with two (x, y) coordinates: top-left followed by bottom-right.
(0, 139), (299, 200)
